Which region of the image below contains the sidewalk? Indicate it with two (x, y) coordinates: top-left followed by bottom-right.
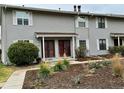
(1, 59), (110, 89)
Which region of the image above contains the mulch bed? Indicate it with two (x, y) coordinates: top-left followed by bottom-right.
(23, 64), (124, 89)
(76, 54), (113, 61)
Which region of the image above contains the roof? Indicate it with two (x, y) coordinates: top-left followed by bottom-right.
(1, 4), (124, 18)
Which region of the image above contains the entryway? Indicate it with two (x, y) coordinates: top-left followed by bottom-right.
(58, 40), (71, 57)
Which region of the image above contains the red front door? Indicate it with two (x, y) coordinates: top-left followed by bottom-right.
(45, 40), (55, 58)
(59, 40), (71, 57)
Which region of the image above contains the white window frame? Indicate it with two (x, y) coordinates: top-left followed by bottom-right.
(96, 17), (107, 29)
(79, 39), (89, 50)
(13, 10), (33, 26)
(97, 38), (108, 51)
(76, 16), (88, 28)
(13, 40), (33, 43)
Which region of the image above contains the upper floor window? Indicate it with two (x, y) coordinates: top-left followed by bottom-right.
(13, 11), (33, 26)
(16, 11), (29, 25)
(76, 16), (88, 28)
(96, 17), (107, 29)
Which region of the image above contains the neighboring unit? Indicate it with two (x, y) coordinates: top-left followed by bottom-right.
(0, 4), (124, 64)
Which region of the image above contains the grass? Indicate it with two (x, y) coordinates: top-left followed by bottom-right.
(0, 63), (15, 83)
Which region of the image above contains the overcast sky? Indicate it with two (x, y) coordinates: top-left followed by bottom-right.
(24, 4), (124, 15)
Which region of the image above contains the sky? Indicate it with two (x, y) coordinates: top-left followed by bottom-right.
(23, 4), (124, 15)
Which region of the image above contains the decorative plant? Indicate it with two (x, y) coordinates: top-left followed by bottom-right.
(53, 60), (66, 72)
(75, 46), (86, 59)
(88, 62), (103, 69)
(111, 53), (124, 77)
(72, 74), (83, 85)
(39, 62), (51, 79)
(63, 59), (70, 68)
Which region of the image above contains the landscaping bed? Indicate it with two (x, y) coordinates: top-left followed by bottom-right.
(23, 63), (124, 89)
(76, 54), (113, 61)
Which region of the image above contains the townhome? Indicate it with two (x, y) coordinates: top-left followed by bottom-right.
(0, 4), (124, 64)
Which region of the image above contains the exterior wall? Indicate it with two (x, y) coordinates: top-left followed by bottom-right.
(1, 8), (75, 64)
(2, 7), (124, 64)
(76, 16), (124, 56)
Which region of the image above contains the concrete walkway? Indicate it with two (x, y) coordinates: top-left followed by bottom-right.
(2, 68), (38, 89)
(1, 59), (110, 89)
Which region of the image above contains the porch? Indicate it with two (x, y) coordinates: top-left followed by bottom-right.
(110, 33), (124, 46)
(35, 32), (78, 61)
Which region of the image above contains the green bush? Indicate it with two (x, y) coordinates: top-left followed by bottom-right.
(101, 61), (111, 66)
(7, 42), (39, 66)
(53, 60), (66, 72)
(89, 61), (111, 69)
(108, 46), (124, 56)
(63, 59), (70, 68)
(89, 62), (102, 69)
(75, 46), (86, 58)
(108, 46), (121, 54)
(39, 63), (51, 79)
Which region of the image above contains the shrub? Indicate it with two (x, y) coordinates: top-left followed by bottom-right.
(101, 61), (111, 66)
(63, 59), (70, 68)
(39, 63), (51, 79)
(88, 61), (111, 69)
(108, 46), (124, 56)
(7, 42), (39, 66)
(89, 62), (103, 69)
(111, 53), (124, 77)
(53, 60), (66, 72)
(75, 46), (86, 58)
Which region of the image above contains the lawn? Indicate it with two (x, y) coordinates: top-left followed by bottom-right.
(0, 63), (15, 83)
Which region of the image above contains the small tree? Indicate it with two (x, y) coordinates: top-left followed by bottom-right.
(8, 42), (39, 66)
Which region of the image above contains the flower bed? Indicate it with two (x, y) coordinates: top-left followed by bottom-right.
(23, 63), (124, 89)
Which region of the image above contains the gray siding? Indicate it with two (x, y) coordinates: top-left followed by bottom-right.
(2, 7), (124, 64)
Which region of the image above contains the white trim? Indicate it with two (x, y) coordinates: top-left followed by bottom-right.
(55, 40), (59, 58)
(76, 38), (80, 48)
(13, 10), (17, 25)
(29, 40), (33, 43)
(106, 39), (109, 50)
(36, 34), (77, 38)
(96, 17), (98, 28)
(86, 17), (88, 28)
(86, 39), (89, 50)
(13, 40), (18, 43)
(96, 39), (100, 50)
(42, 36), (45, 61)
(75, 16), (78, 28)
(76, 16), (88, 28)
(29, 12), (33, 26)
(72, 36), (75, 59)
(13, 39), (33, 43)
(105, 17), (108, 28)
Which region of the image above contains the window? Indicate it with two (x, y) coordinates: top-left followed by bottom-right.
(97, 17), (106, 28)
(16, 11), (30, 25)
(13, 40), (33, 43)
(77, 16), (88, 28)
(99, 39), (106, 50)
(79, 40), (86, 49)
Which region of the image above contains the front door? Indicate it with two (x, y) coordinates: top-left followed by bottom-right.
(59, 40), (71, 57)
(45, 40), (55, 58)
